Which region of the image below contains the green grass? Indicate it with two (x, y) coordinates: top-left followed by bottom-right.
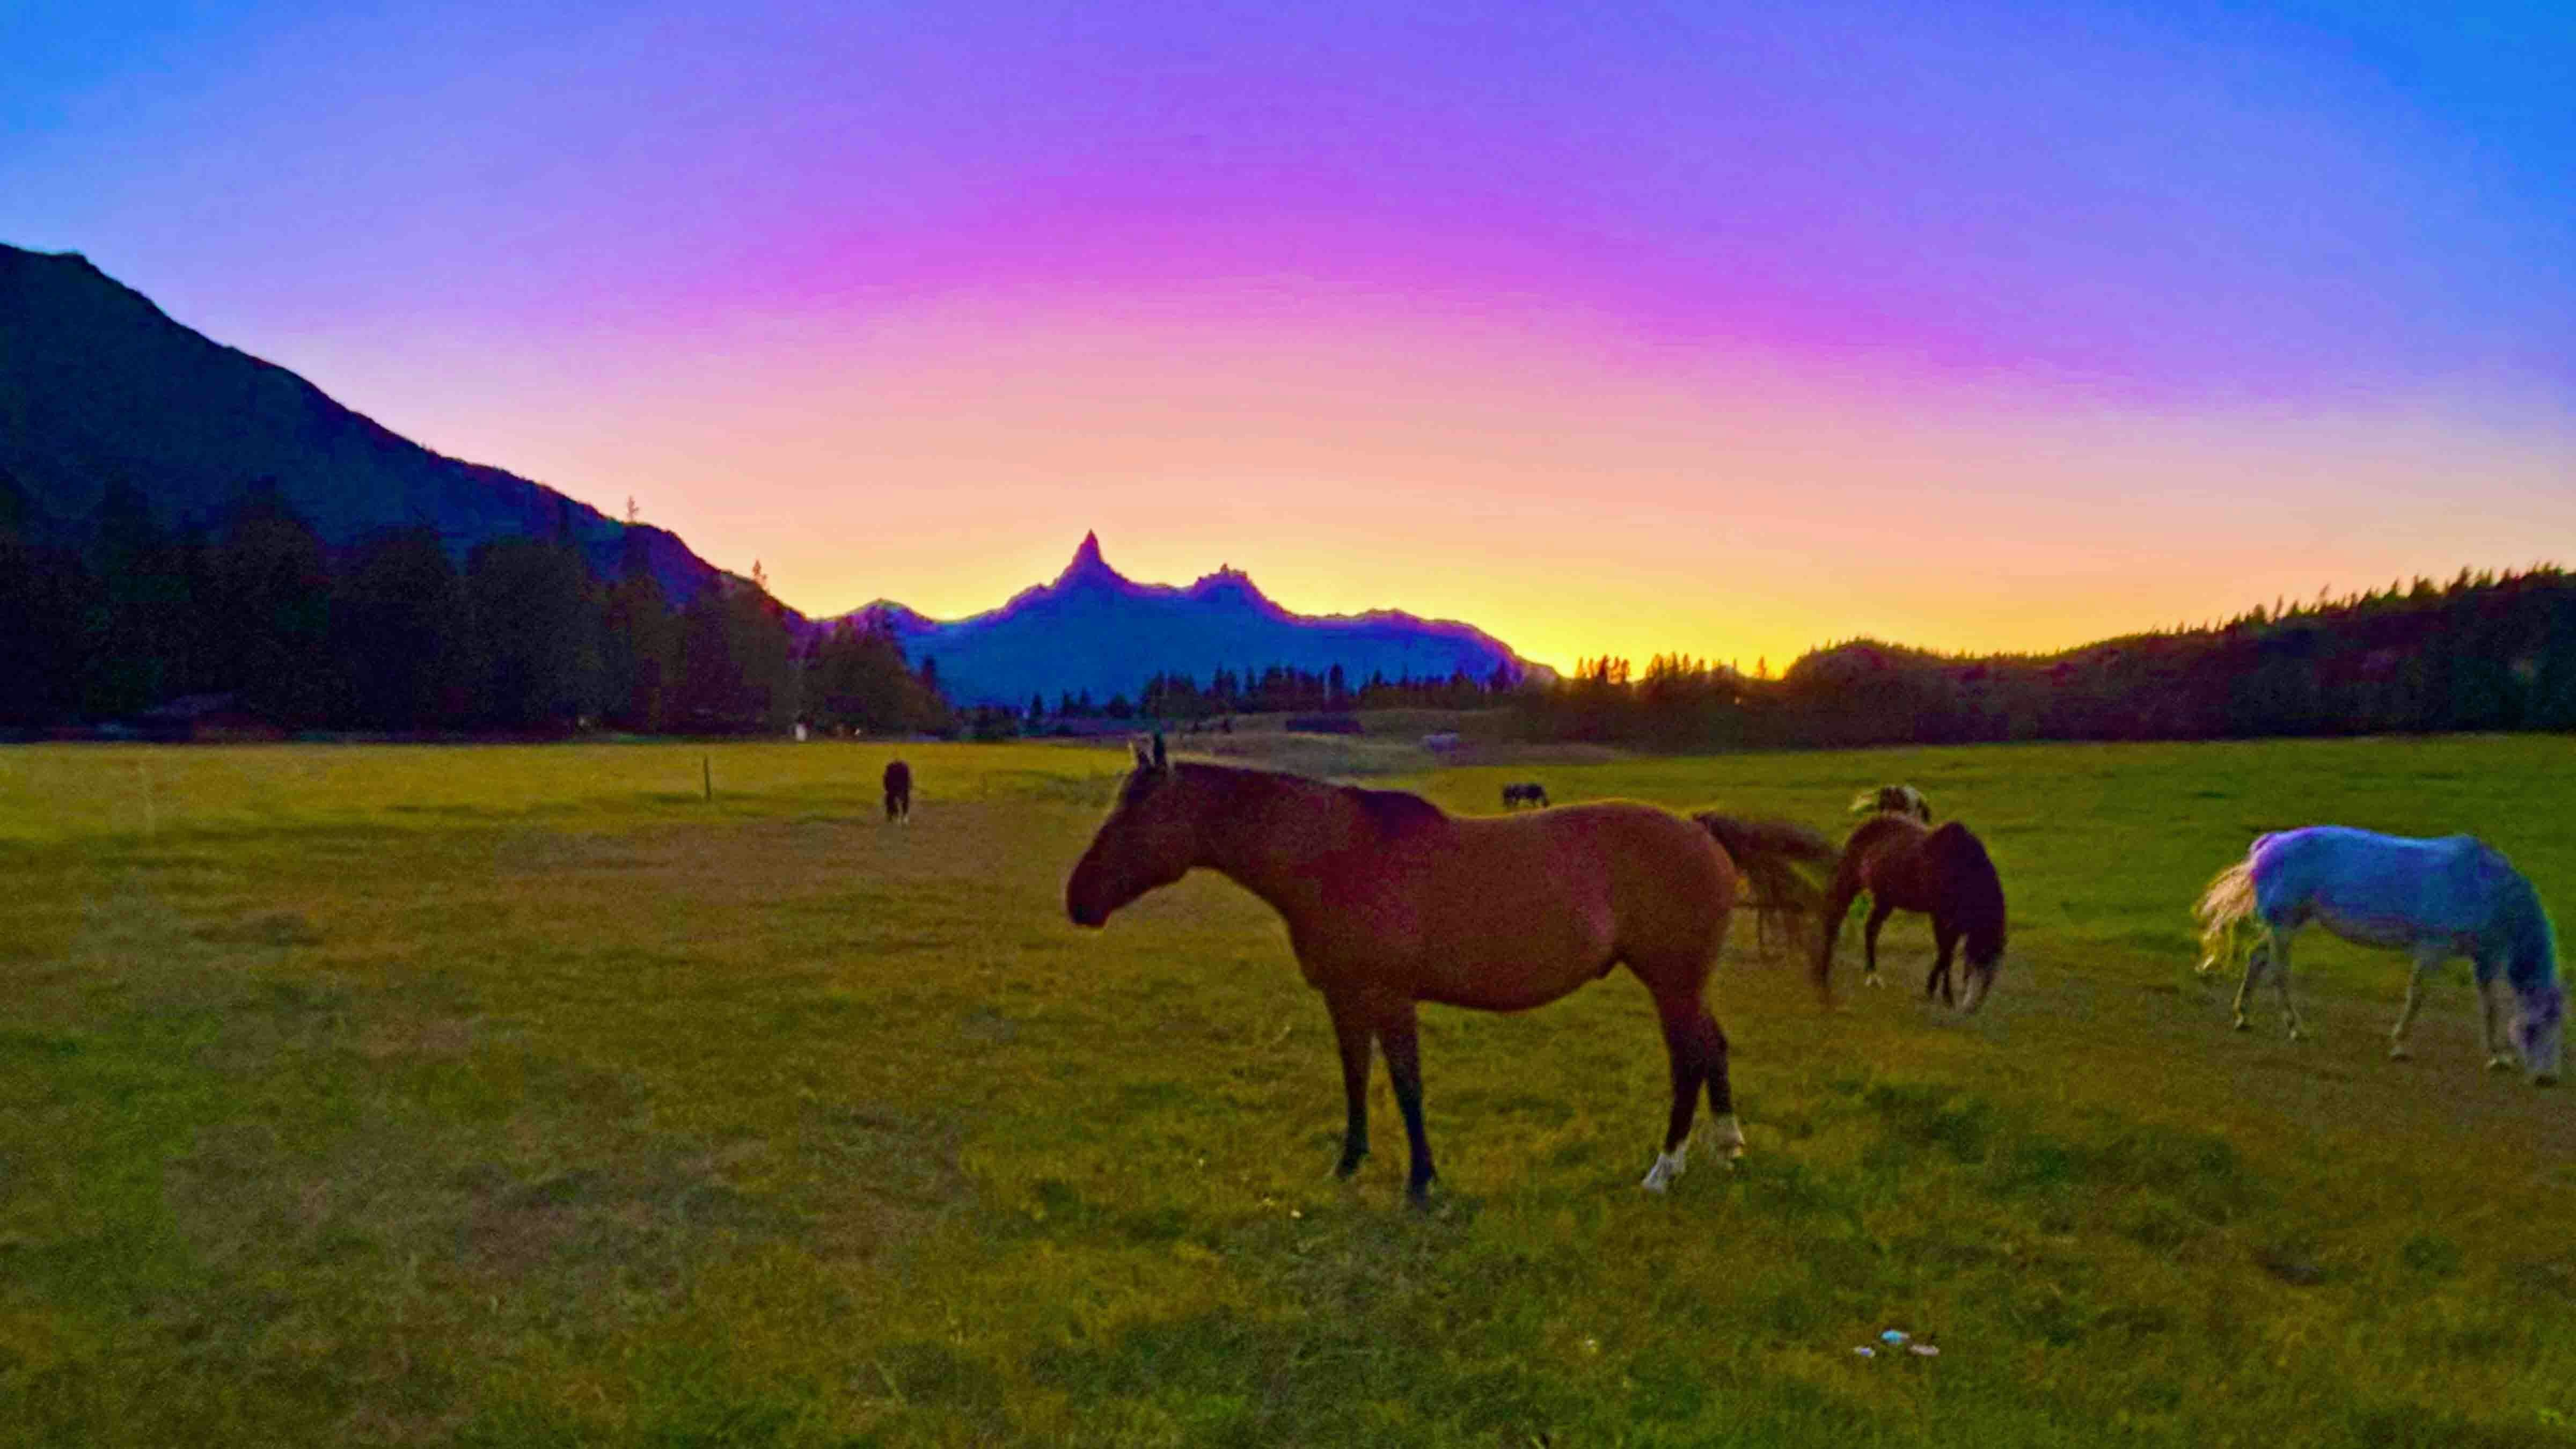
(4, 735), (2575, 1446)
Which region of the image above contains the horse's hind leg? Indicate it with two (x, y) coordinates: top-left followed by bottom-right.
(2231, 934), (2272, 1031)
(2388, 946), (2446, 1059)
(2266, 931), (2306, 1040)
(1325, 996), (1373, 1177)
(1700, 1007), (1744, 1162)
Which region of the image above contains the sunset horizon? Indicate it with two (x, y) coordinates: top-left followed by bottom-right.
(8, 3), (2569, 677)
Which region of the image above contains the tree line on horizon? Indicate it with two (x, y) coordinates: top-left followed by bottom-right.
(1519, 565), (2576, 749)
(0, 476), (952, 738)
(9, 474), (2571, 750)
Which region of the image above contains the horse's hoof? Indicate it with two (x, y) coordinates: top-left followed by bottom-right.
(1709, 1114), (1746, 1160)
(2231, 1016), (2250, 1032)
(1334, 1155), (1366, 1180)
(1404, 1179), (1438, 1209)
(2287, 1029), (2307, 1042)
(2535, 1073), (2559, 1089)
(1641, 1146), (1687, 1192)
(2487, 1056), (2514, 1072)
(2389, 1043), (2411, 1060)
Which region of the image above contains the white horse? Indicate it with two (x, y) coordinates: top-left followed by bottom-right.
(2194, 826), (2564, 1083)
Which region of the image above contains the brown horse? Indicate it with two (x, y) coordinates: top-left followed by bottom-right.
(882, 759), (912, 822)
(1065, 735), (1824, 1203)
(1816, 814), (2007, 1011)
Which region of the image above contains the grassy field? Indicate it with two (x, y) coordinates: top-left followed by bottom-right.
(4, 734), (2575, 1446)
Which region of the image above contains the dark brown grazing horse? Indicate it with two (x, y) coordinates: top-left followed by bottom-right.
(882, 759), (912, 823)
(1066, 735), (1825, 1203)
(1816, 814), (2007, 1011)
(1501, 782), (1550, 809)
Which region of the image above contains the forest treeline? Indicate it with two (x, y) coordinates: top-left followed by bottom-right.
(1519, 566), (2576, 749)
(9, 473), (2570, 748)
(0, 477), (949, 737)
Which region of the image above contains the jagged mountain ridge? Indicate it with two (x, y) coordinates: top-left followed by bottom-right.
(0, 244), (733, 606)
(827, 532), (1546, 707)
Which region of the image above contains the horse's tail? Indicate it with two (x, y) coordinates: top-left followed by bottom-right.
(1696, 813), (1834, 963)
(2193, 857), (2258, 975)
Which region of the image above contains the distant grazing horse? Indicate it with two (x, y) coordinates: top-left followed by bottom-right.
(1849, 784), (1933, 824)
(2195, 827), (2564, 1082)
(882, 759), (912, 823)
(1066, 734), (1828, 1202)
(1816, 814), (2008, 1011)
(1501, 782), (1550, 810)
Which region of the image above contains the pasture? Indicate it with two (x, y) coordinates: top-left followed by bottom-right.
(3, 735), (2574, 1446)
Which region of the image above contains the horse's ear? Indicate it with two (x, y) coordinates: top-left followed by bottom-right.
(1152, 732), (1168, 771)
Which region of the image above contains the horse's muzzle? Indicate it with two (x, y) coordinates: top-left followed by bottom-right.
(1066, 891), (1108, 929)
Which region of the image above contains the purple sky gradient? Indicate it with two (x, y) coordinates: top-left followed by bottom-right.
(8, 2), (2570, 668)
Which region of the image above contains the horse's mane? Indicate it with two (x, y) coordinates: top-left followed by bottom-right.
(1924, 821), (2008, 964)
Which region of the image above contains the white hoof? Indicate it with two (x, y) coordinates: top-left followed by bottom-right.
(2487, 1056), (2514, 1072)
(1709, 1113), (1746, 1161)
(2389, 1042), (2411, 1060)
(1864, 974), (1885, 990)
(2231, 1015), (2250, 1032)
(1641, 1145), (1687, 1192)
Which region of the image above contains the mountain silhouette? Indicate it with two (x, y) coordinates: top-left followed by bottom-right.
(6, 243), (1548, 707)
(831, 532), (1543, 707)
(0, 244), (730, 605)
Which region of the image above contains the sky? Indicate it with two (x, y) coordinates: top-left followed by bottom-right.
(5, 1), (2571, 674)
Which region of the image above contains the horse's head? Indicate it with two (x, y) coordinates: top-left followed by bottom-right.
(2515, 984), (2564, 1085)
(1066, 734), (1196, 928)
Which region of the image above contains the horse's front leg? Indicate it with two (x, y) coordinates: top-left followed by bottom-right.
(1325, 996), (1373, 1178)
(1377, 1003), (1437, 1205)
(2476, 966), (2514, 1071)
(1862, 899), (1896, 987)
(2388, 946), (2446, 1059)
